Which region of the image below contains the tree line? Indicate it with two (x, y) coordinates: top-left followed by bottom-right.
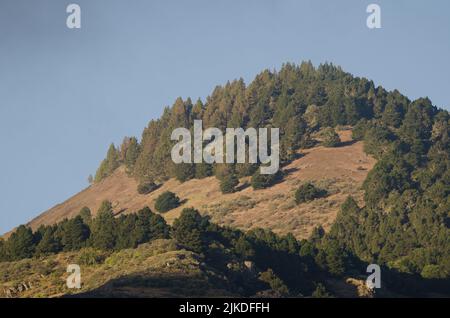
(91, 60), (449, 283)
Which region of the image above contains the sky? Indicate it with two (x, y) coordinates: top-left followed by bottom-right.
(1, 0), (450, 234)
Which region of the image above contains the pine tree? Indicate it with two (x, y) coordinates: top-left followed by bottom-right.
(0, 238), (8, 261)
(79, 207), (92, 226)
(173, 163), (195, 182)
(134, 207), (154, 244)
(148, 213), (170, 240)
(7, 225), (35, 260)
(91, 201), (117, 250)
(115, 214), (139, 249)
(61, 216), (90, 251)
(154, 191), (180, 213)
(219, 172), (239, 194)
(94, 144), (120, 182)
(123, 137), (141, 173)
(234, 236), (255, 259)
(172, 208), (209, 253)
(35, 226), (61, 255)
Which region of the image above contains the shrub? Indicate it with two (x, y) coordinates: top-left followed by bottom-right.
(259, 269), (289, 296)
(137, 182), (159, 195)
(219, 173), (239, 194)
(235, 163), (258, 178)
(78, 248), (109, 266)
(154, 191), (180, 213)
(195, 163), (212, 179)
(320, 127), (341, 147)
(251, 170), (283, 190)
(421, 264), (447, 279)
(311, 283), (333, 298)
(352, 119), (368, 141)
(295, 183), (327, 204)
(173, 163), (195, 182)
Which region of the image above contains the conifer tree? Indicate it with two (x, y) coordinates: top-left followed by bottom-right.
(173, 163), (195, 182)
(79, 207), (92, 226)
(123, 137), (141, 173)
(0, 238), (8, 261)
(115, 214), (139, 249)
(61, 216), (90, 251)
(94, 144), (120, 182)
(91, 201), (117, 250)
(219, 172), (239, 194)
(35, 226), (61, 255)
(7, 225), (35, 260)
(172, 208), (209, 253)
(194, 162), (213, 179)
(154, 191), (180, 213)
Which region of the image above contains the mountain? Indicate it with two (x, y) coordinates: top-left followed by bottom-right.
(1, 61), (449, 298)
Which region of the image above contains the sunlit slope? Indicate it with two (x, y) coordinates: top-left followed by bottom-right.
(24, 130), (375, 239)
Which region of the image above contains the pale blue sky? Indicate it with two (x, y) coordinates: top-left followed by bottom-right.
(1, 0), (449, 234)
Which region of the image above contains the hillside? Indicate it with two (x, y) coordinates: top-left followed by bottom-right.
(0, 240), (237, 298)
(23, 130), (375, 240)
(1, 61), (448, 298)
(1, 238), (394, 298)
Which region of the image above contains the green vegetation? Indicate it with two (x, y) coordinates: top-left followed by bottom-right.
(319, 127), (341, 147)
(3, 61), (449, 297)
(88, 61), (450, 293)
(311, 283), (333, 298)
(259, 269), (290, 296)
(251, 170), (283, 190)
(172, 208), (209, 253)
(219, 173), (239, 194)
(0, 203), (170, 263)
(94, 144), (120, 182)
(295, 183), (327, 204)
(137, 181), (158, 195)
(154, 191), (181, 213)
(6, 225), (35, 260)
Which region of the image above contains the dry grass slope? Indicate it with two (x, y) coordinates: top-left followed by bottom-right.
(18, 130), (375, 240)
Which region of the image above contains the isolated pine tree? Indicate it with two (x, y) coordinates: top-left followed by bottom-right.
(94, 144), (120, 182)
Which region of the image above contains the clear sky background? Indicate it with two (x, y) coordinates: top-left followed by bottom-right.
(1, 0), (449, 234)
